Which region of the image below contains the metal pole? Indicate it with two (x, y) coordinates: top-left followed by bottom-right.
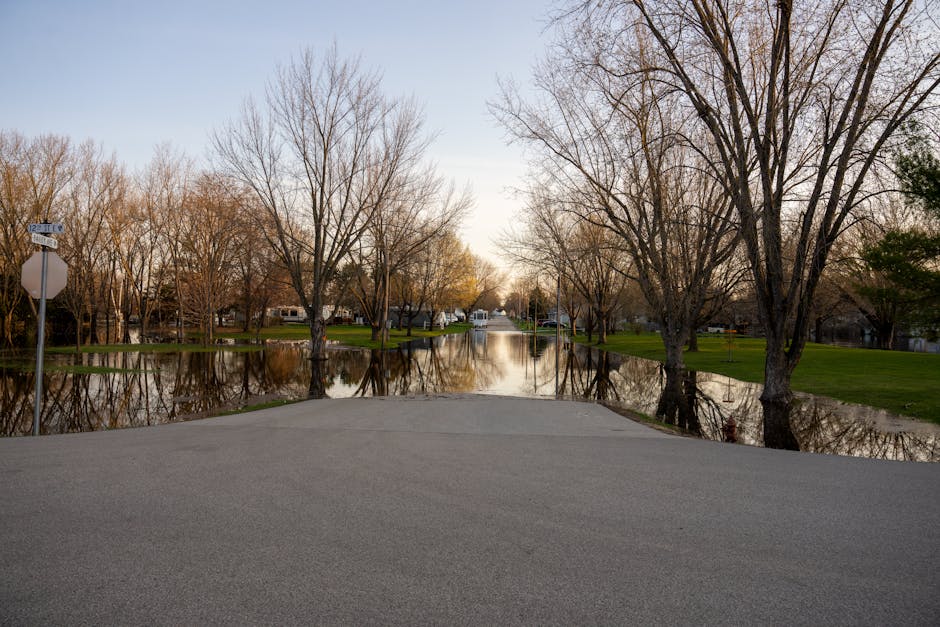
(32, 247), (49, 436)
(555, 272), (560, 397)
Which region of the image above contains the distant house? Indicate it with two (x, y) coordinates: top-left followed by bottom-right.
(389, 308), (447, 329)
(268, 306), (308, 323)
(267, 305), (352, 324)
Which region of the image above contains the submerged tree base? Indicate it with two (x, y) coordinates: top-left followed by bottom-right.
(761, 398), (800, 450)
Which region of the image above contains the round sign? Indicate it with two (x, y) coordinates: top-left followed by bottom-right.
(21, 251), (68, 299)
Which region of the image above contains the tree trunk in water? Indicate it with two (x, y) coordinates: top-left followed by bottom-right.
(681, 370), (701, 435)
(760, 347), (800, 450)
(656, 366), (693, 428)
(309, 317), (327, 361)
(594, 349), (612, 401)
(308, 358), (327, 399)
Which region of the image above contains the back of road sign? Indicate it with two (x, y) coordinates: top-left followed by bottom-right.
(21, 251), (68, 299)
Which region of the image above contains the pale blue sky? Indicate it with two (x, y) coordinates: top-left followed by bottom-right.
(0, 0), (555, 261)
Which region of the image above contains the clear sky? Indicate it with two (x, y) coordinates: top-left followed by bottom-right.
(0, 0), (555, 264)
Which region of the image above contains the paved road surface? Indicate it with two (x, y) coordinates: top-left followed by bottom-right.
(2, 396), (938, 625)
(485, 313), (518, 331)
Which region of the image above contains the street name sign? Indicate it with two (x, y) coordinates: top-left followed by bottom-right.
(30, 233), (58, 249)
(28, 222), (65, 234)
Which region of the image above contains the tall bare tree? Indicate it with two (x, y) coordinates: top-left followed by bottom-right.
(573, 0), (940, 448)
(175, 173), (243, 345)
(493, 29), (742, 371)
(141, 145), (193, 341)
(214, 46), (429, 360)
(59, 142), (126, 348)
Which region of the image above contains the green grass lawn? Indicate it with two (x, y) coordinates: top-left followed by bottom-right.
(46, 343), (263, 354)
(33, 323), (471, 355)
(574, 332), (940, 423)
(510, 318), (571, 334)
(323, 322), (472, 350)
(2, 323), (469, 373)
(216, 322), (473, 350)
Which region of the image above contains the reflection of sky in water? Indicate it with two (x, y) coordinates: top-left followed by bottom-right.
(3, 331), (938, 461)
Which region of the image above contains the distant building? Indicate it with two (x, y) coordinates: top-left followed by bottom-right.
(268, 306), (308, 323)
(546, 308), (571, 326)
(267, 305), (352, 324)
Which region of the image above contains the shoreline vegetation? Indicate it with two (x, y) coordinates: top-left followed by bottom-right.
(571, 330), (940, 425)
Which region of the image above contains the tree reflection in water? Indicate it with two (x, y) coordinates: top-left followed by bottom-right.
(1, 333), (938, 461)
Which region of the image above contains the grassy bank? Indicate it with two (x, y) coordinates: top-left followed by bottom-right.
(213, 322), (471, 348)
(321, 322), (472, 350)
(46, 343), (263, 354)
(29, 323), (471, 355)
(574, 332), (940, 423)
(0, 324), (469, 375)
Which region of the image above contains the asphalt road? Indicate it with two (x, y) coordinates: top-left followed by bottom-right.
(2, 395), (938, 625)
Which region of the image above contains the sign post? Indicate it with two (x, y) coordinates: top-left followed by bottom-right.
(32, 251), (49, 436)
(21, 223), (67, 436)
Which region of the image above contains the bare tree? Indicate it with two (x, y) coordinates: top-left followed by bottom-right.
(575, 0), (940, 448)
(414, 229), (471, 326)
(0, 132), (73, 345)
(492, 29), (742, 371)
(141, 145), (193, 341)
(351, 167), (469, 342)
(213, 46), (428, 360)
(500, 195), (631, 343)
(59, 142), (126, 348)
(229, 205), (289, 336)
(457, 253), (505, 318)
(174, 173), (243, 345)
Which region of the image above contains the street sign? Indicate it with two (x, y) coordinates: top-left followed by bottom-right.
(21, 251), (68, 299)
(30, 233), (58, 249)
(28, 222), (64, 234)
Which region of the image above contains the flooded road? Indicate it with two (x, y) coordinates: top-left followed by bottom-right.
(2, 328), (938, 461)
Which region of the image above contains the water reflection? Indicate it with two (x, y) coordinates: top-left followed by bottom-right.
(2, 332), (937, 462)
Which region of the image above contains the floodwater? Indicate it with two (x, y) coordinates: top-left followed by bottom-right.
(2, 330), (937, 461)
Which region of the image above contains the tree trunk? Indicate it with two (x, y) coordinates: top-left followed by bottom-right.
(687, 332), (699, 352)
(875, 321), (895, 350)
(655, 366), (687, 425)
(662, 328), (686, 372)
(90, 308), (99, 345)
(681, 370), (701, 435)
(760, 344), (800, 450)
(309, 317), (327, 361)
(308, 358), (327, 399)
